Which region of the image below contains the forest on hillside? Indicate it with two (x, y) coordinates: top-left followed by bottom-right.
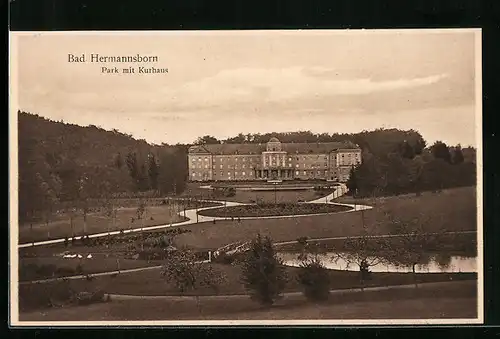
(18, 111), (187, 223)
(17, 111), (476, 223)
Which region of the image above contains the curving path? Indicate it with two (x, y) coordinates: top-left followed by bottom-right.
(18, 184), (476, 286)
(19, 260), (211, 285)
(103, 280), (474, 302)
(19, 184), (370, 249)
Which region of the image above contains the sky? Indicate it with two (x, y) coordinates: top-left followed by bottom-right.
(12, 30), (480, 147)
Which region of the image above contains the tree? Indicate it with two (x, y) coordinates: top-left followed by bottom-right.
(421, 158), (451, 192)
(126, 152), (140, 191)
(138, 163), (149, 191)
(430, 141), (452, 164)
(406, 156), (425, 196)
(36, 173), (61, 239)
(148, 153), (159, 191)
(114, 153), (123, 169)
(346, 166), (358, 196)
(100, 181), (117, 235)
(348, 151), (388, 198)
(330, 208), (392, 291)
(452, 145), (465, 164)
(240, 234), (287, 306)
(195, 135), (220, 145)
(225, 133), (246, 144)
(172, 147), (188, 194)
(162, 248), (226, 313)
(385, 212), (444, 288)
(413, 137), (427, 155)
(76, 175), (91, 235)
(136, 201), (147, 250)
(158, 151), (175, 195)
(399, 140), (415, 159)
(385, 152), (412, 194)
(331, 228), (391, 290)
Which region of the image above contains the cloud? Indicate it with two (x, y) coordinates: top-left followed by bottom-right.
(159, 67), (449, 110)
(19, 63), (450, 119)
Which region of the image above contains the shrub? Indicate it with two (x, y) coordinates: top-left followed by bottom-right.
(296, 256), (331, 302)
(91, 290), (105, 302)
(296, 237), (308, 246)
(240, 234), (287, 306)
(213, 251), (236, 265)
(19, 279), (76, 311)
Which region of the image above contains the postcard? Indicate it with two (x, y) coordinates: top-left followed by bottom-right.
(9, 29), (483, 326)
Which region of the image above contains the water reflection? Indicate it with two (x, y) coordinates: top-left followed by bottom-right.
(278, 252), (477, 273)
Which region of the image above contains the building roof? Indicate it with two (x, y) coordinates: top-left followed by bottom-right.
(268, 137), (280, 143)
(189, 141), (360, 155)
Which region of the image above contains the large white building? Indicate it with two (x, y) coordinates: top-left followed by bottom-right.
(188, 137), (362, 182)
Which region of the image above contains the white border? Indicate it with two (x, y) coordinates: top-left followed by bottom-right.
(9, 28), (483, 327)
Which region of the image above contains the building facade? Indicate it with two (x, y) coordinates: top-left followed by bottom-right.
(188, 137), (362, 182)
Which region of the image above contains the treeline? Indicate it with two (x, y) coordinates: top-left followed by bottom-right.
(347, 140), (476, 197)
(18, 111), (186, 223)
(196, 129), (476, 198)
(18, 111), (477, 222)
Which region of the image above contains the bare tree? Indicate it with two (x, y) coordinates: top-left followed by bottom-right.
(385, 212), (444, 288)
(330, 225), (392, 291)
(77, 176), (90, 235)
(162, 248), (226, 314)
(100, 181), (118, 236)
(136, 200), (147, 251)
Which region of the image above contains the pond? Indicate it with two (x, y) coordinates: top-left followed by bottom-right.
(278, 252), (477, 273)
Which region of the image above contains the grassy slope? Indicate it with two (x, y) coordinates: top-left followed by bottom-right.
(17, 187), (476, 282)
(174, 187), (477, 250)
(19, 256), (162, 281)
(18, 261), (476, 302)
(20, 280), (477, 321)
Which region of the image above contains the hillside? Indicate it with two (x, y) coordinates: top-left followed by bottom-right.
(17, 111), (187, 222)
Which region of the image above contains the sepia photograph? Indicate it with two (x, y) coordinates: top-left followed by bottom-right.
(9, 29), (482, 326)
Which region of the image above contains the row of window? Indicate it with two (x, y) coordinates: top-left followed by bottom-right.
(191, 170), (335, 178)
(190, 163), (344, 169)
(190, 153), (361, 163)
(191, 162), (341, 170)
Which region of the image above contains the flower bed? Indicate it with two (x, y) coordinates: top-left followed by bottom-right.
(198, 203), (351, 218)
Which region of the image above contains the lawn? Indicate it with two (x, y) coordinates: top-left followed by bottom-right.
(18, 259), (476, 312)
(19, 280), (477, 321)
(182, 182), (331, 204)
(19, 227), (193, 258)
(173, 187), (477, 250)
(19, 255), (161, 282)
(19, 201), (220, 244)
(333, 186), (477, 209)
(276, 232), (478, 258)
(198, 203), (351, 218)
(18, 228), (197, 280)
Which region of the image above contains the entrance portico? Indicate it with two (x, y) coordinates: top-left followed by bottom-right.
(255, 168), (294, 180)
